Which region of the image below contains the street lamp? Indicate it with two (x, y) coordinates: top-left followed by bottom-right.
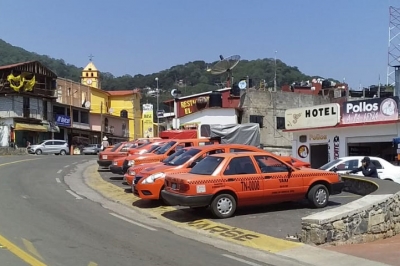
(155, 77), (159, 136)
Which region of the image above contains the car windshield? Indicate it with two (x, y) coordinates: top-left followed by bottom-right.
(189, 156), (224, 175)
(155, 141), (176, 155)
(110, 143), (123, 152)
(38, 141), (47, 145)
(167, 149), (201, 166)
(147, 144), (162, 153)
(319, 159), (343, 170)
(162, 148), (187, 163)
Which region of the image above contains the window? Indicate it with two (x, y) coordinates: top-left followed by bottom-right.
(80, 111), (89, 124)
(190, 156), (224, 175)
(184, 142), (193, 147)
(319, 159), (342, 170)
(73, 109), (79, 122)
(371, 160), (383, 169)
(254, 155), (288, 173)
(276, 117), (285, 130)
(167, 149), (201, 166)
(120, 110), (128, 118)
(223, 156), (257, 175)
(155, 141), (176, 155)
(43, 100), (48, 120)
(206, 149), (224, 155)
(336, 159), (359, 171)
(91, 73), (94, 77)
(250, 115), (264, 128)
(163, 148), (187, 163)
(230, 148), (255, 152)
(110, 143), (122, 152)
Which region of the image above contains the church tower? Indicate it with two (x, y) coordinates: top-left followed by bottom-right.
(81, 55), (100, 89)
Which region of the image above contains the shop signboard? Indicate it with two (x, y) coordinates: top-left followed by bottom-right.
(342, 96), (399, 124)
(285, 103), (340, 130)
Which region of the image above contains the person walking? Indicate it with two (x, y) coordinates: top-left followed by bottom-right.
(101, 136), (109, 151)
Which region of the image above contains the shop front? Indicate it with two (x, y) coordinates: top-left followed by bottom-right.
(286, 97), (400, 167)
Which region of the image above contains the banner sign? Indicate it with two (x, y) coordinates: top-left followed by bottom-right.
(342, 96), (399, 124)
(142, 104), (154, 138)
(55, 115), (71, 127)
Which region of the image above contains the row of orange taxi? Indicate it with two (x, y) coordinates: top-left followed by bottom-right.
(97, 137), (344, 218)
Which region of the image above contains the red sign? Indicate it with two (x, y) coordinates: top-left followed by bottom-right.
(178, 96), (209, 116)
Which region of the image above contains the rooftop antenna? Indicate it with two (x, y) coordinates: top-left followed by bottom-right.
(378, 74), (381, 98)
(208, 54), (241, 88)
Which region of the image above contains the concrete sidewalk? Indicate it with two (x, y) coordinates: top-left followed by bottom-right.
(324, 234), (400, 266)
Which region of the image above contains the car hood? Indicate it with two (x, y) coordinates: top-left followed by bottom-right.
(140, 164), (180, 174)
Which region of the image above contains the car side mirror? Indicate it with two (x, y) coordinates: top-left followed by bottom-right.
(331, 167), (338, 172)
(287, 166), (293, 173)
(189, 161), (198, 168)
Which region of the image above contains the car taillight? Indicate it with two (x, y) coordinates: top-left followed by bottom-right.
(179, 184), (190, 192)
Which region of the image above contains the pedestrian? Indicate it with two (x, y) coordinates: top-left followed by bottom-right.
(347, 156), (378, 178)
(101, 136), (109, 151)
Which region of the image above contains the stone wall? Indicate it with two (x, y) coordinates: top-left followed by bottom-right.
(0, 147), (28, 155)
(300, 193), (400, 246)
(342, 176), (378, 196)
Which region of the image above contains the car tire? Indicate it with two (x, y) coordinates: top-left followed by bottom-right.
(159, 186), (170, 206)
(60, 150), (66, 156)
(35, 149), (42, 155)
(308, 184), (329, 208)
(210, 193), (236, 219)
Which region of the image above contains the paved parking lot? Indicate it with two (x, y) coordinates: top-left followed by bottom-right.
(98, 168), (361, 240)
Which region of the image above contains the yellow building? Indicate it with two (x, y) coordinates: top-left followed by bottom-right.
(80, 60), (142, 140)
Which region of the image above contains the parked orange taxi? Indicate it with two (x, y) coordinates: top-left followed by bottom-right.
(161, 152), (344, 218)
(109, 141), (168, 174)
(133, 144), (267, 203)
(121, 138), (218, 174)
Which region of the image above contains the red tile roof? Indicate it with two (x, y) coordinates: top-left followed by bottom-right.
(0, 61), (37, 70)
(108, 89), (140, 96)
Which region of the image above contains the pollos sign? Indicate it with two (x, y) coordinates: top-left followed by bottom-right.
(342, 96), (399, 124)
(285, 103), (340, 130)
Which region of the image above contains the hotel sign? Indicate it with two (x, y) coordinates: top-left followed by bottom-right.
(285, 103), (340, 130)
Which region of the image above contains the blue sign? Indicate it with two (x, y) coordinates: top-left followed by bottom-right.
(55, 115), (71, 127)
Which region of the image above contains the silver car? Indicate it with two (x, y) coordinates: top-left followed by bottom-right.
(82, 144), (102, 155)
(28, 140), (70, 155)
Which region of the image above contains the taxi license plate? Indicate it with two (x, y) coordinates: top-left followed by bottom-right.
(103, 155), (108, 159)
(171, 183), (178, 190)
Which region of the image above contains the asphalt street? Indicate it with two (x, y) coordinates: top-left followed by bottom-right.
(99, 169), (361, 240)
(0, 155), (277, 266)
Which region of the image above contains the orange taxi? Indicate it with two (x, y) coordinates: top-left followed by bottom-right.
(281, 156), (311, 168)
(109, 141), (167, 175)
(133, 144), (266, 203)
(161, 152), (344, 218)
(121, 138), (217, 174)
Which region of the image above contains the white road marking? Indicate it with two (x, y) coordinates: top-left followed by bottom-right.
(72, 162), (78, 165)
(21, 195), (29, 199)
(66, 190), (83, 199)
(57, 170), (62, 174)
(64, 165), (70, 168)
(110, 213), (157, 231)
(55, 178), (61, 183)
(221, 254), (262, 266)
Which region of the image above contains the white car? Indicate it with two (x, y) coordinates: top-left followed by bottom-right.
(319, 156), (400, 184)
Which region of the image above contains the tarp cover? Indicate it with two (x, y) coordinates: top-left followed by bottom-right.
(159, 129), (197, 139)
(205, 123), (260, 146)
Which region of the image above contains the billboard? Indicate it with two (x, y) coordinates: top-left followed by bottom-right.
(142, 104), (154, 138)
(342, 96), (399, 124)
(285, 103), (340, 130)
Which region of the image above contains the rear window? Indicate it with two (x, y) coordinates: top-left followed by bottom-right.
(155, 141), (176, 154)
(167, 149), (201, 166)
(110, 142), (123, 152)
(190, 156), (224, 175)
(162, 148), (187, 163)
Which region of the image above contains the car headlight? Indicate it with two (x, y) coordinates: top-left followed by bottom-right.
(128, 170), (136, 176)
(141, 172), (166, 184)
(128, 160), (135, 166)
(113, 161), (118, 165)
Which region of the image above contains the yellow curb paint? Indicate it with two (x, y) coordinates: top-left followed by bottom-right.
(0, 158), (43, 168)
(88, 262), (98, 266)
(22, 238), (44, 261)
(0, 234), (46, 266)
(86, 165), (303, 253)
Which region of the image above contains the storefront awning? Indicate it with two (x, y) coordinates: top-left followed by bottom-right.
(14, 123), (48, 132)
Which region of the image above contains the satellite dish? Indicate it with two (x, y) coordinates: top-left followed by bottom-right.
(171, 89), (181, 98)
(209, 55), (241, 88)
(84, 101), (91, 108)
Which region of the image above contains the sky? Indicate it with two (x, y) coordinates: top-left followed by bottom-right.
(0, 0), (399, 89)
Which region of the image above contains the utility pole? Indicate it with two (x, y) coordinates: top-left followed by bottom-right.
(100, 101), (103, 141)
(274, 50), (277, 91)
(155, 77), (159, 137)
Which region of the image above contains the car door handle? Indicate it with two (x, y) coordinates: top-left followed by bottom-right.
(264, 176), (272, 179)
(227, 178), (235, 182)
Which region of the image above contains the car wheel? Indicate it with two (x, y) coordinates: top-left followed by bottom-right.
(35, 149), (42, 155)
(60, 150), (66, 156)
(308, 184), (329, 208)
(159, 186), (170, 206)
(210, 193), (236, 219)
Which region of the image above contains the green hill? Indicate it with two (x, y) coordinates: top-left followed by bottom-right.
(0, 38), (327, 108)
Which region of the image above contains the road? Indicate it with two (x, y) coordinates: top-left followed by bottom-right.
(0, 155), (291, 266)
(99, 169), (361, 240)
